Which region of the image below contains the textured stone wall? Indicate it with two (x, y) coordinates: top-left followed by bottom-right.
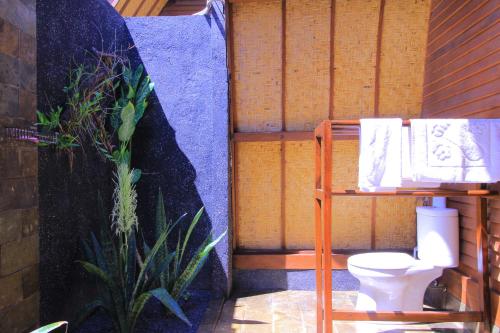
(37, 0), (230, 324)
(0, 0), (39, 332)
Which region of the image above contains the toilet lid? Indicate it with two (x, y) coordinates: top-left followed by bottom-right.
(348, 252), (415, 270)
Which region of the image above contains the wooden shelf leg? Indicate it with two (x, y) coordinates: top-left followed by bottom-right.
(315, 135), (323, 333)
(322, 121), (333, 333)
(476, 196), (491, 332)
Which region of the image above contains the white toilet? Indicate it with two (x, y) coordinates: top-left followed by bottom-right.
(347, 205), (459, 311)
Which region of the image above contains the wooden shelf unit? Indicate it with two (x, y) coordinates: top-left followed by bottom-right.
(314, 119), (496, 333)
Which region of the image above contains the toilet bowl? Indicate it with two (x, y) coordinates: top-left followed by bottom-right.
(348, 252), (443, 311)
(347, 206), (458, 311)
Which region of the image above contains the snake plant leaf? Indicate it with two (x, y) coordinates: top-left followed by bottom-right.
(126, 230), (137, 300)
(118, 102), (136, 142)
(154, 189), (168, 288)
(131, 225), (172, 302)
(143, 240), (151, 260)
(150, 288), (191, 326)
(172, 230), (227, 300)
(131, 169), (141, 184)
(179, 207), (204, 268)
(99, 224), (119, 283)
(80, 239), (95, 265)
(90, 232), (108, 273)
(129, 292), (151, 332)
(78, 260), (126, 327)
(30, 321), (68, 333)
(146, 251), (176, 290)
(78, 261), (114, 288)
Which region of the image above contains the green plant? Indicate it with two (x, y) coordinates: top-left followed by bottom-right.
(30, 321), (68, 333)
(78, 191), (226, 333)
(36, 54), (124, 160)
(109, 65), (153, 246)
(151, 190), (226, 302)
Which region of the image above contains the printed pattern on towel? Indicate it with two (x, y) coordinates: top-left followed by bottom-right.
(429, 121), (488, 167)
(412, 119), (500, 183)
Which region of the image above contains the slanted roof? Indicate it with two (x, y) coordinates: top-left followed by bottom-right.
(110, 0), (207, 17)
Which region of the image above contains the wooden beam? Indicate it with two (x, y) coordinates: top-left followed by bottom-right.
(332, 310), (483, 322)
(233, 251), (348, 270)
(233, 131), (312, 142)
(227, 2), (238, 251)
(232, 131), (359, 142)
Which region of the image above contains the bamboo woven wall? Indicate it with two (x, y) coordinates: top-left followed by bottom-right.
(230, 0), (431, 251)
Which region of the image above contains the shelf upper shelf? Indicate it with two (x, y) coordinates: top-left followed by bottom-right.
(314, 188), (497, 197)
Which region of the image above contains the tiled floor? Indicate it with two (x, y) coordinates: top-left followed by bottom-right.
(208, 290), (472, 333)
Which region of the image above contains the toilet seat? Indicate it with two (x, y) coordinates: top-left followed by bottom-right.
(348, 252), (415, 270)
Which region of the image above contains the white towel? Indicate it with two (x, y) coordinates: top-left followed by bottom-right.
(401, 126), (440, 188)
(411, 119), (500, 183)
(358, 119), (402, 191)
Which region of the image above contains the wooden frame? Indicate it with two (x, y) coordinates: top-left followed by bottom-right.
(314, 119), (496, 333)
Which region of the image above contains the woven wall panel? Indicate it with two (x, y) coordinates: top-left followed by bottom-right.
(232, 0), (283, 132)
(332, 0), (380, 119)
(231, 0), (430, 251)
(331, 141), (371, 249)
(375, 197), (417, 249)
(284, 141), (315, 249)
(235, 142), (282, 249)
(378, 0), (430, 118)
(285, 0), (331, 131)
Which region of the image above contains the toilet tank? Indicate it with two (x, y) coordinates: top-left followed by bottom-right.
(416, 207), (459, 268)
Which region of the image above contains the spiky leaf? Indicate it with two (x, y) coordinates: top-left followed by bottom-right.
(150, 288), (191, 326)
(126, 230), (137, 300)
(131, 225), (172, 301)
(154, 189), (168, 288)
(129, 292), (151, 332)
(172, 231), (226, 300)
(179, 207), (204, 268)
(91, 232), (108, 273)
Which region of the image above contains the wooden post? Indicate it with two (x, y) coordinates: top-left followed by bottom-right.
(321, 121), (333, 333)
(476, 195), (491, 331)
(315, 126), (323, 333)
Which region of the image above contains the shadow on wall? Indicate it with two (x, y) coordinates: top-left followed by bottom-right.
(37, 0), (229, 325)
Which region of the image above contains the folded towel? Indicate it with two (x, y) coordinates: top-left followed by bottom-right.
(401, 126), (440, 188)
(358, 118), (402, 191)
(411, 119), (500, 183)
